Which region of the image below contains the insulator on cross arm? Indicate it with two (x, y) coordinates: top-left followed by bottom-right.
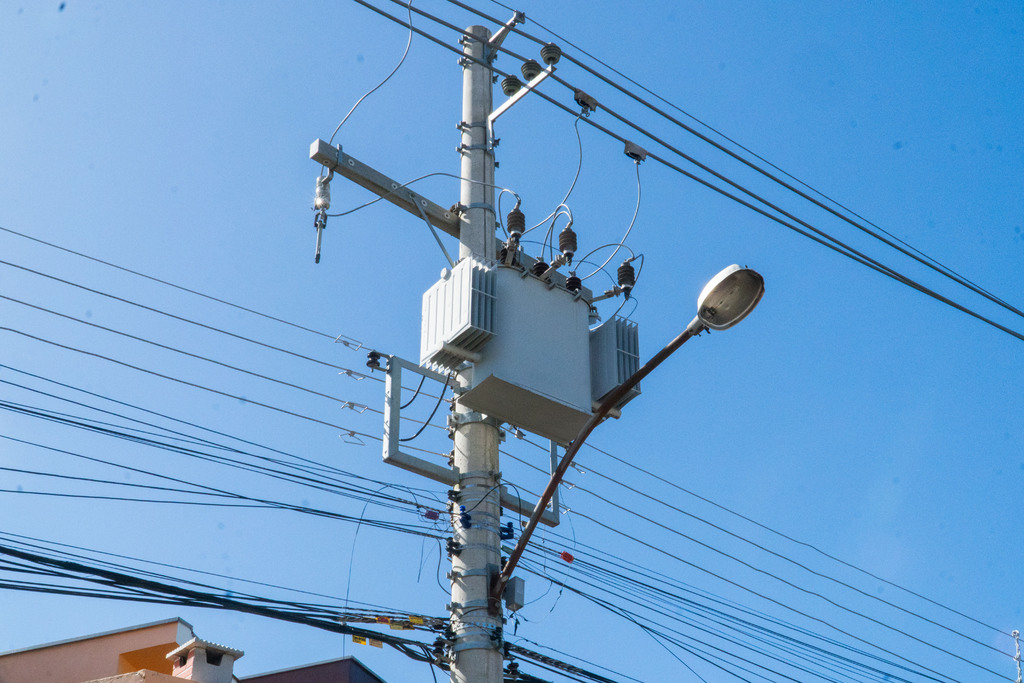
(521, 59), (541, 81)
(501, 75), (522, 96)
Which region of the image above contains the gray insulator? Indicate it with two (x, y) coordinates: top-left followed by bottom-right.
(501, 75), (522, 97)
(558, 226), (577, 261)
(540, 43), (561, 66)
(617, 260), (636, 299)
(314, 176), (331, 210)
(521, 59), (542, 81)
(506, 208), (525, 238)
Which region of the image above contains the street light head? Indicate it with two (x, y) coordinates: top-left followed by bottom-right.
(696, 264), (765, 331)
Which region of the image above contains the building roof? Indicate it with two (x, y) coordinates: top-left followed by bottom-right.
(0, 618), (193, 658)
(167, 638), (245, 660)
(240, 656), (387, 683)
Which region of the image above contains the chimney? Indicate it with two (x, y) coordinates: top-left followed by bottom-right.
(166, 637), (244, 683)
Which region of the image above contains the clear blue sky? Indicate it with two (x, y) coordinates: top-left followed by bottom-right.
(1, 1), (1021, 681)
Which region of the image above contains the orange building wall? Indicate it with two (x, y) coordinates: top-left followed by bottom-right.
(0, 619), (192, 683)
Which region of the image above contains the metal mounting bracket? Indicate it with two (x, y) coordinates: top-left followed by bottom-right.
(487, 65), (556, 144)
(310, 139), (461, 239)
(383, 355), (560, 527)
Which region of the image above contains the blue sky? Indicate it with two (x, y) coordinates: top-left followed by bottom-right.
(1, 1), (1021, 681)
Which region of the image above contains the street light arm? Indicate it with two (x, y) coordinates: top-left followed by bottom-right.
(490, 319), (705, 608)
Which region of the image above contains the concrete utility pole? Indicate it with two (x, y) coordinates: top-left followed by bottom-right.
(449, 25), (503, 683)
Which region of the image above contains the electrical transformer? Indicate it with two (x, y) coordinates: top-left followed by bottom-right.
(421, 257), (640, 445)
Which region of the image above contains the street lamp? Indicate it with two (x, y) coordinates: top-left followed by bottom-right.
(491, 264), (765, 607)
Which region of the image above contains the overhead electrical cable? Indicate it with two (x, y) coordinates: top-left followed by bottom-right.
(522, 552), (926, 683)
(520, 438), (1006, 657)
(0, 225), (362, 346)
(0, 259), (360, 370)
(0, 326), (378, 439)
(0, 539), (623, 683)
(445, 0), (1024, 325)
(578, 439), (1008, 637)
(0, 434), (438, 536)
(328, 0), (414, 144)
(360, 0), (1024, 344)
(0, 294), (375, 409)
(0, 401), (440, 516)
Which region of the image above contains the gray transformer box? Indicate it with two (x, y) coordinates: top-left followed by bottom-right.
(420, 259), (639, 445)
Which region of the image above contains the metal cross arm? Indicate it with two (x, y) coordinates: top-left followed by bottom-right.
(309, 139), (461, 239)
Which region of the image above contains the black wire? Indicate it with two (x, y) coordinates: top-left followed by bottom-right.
(0, 398), (419, 512)
(400, 374), (427, 409)
(399, 373), (451, 442)
(0, 364), (444, 506)
(526, 552), (918, 683)
(442, 0), (1024, 326)
(0, 258), (358, 370)
(0, 293), (378, 410)
(359, 0), (1024, 345)
(0, 225), (362, 345)
(576, 439), (1006, 637)
(525, 437), (1008, 659)
(0, 326), (379, 439)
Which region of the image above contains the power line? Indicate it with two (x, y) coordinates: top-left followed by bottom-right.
(0, 258), (360, 372)
(0, 326), (379, 440)
(359, 0), (1024, 344)
(0, 224), (364, 347)
(450, 0), (1023, 325)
